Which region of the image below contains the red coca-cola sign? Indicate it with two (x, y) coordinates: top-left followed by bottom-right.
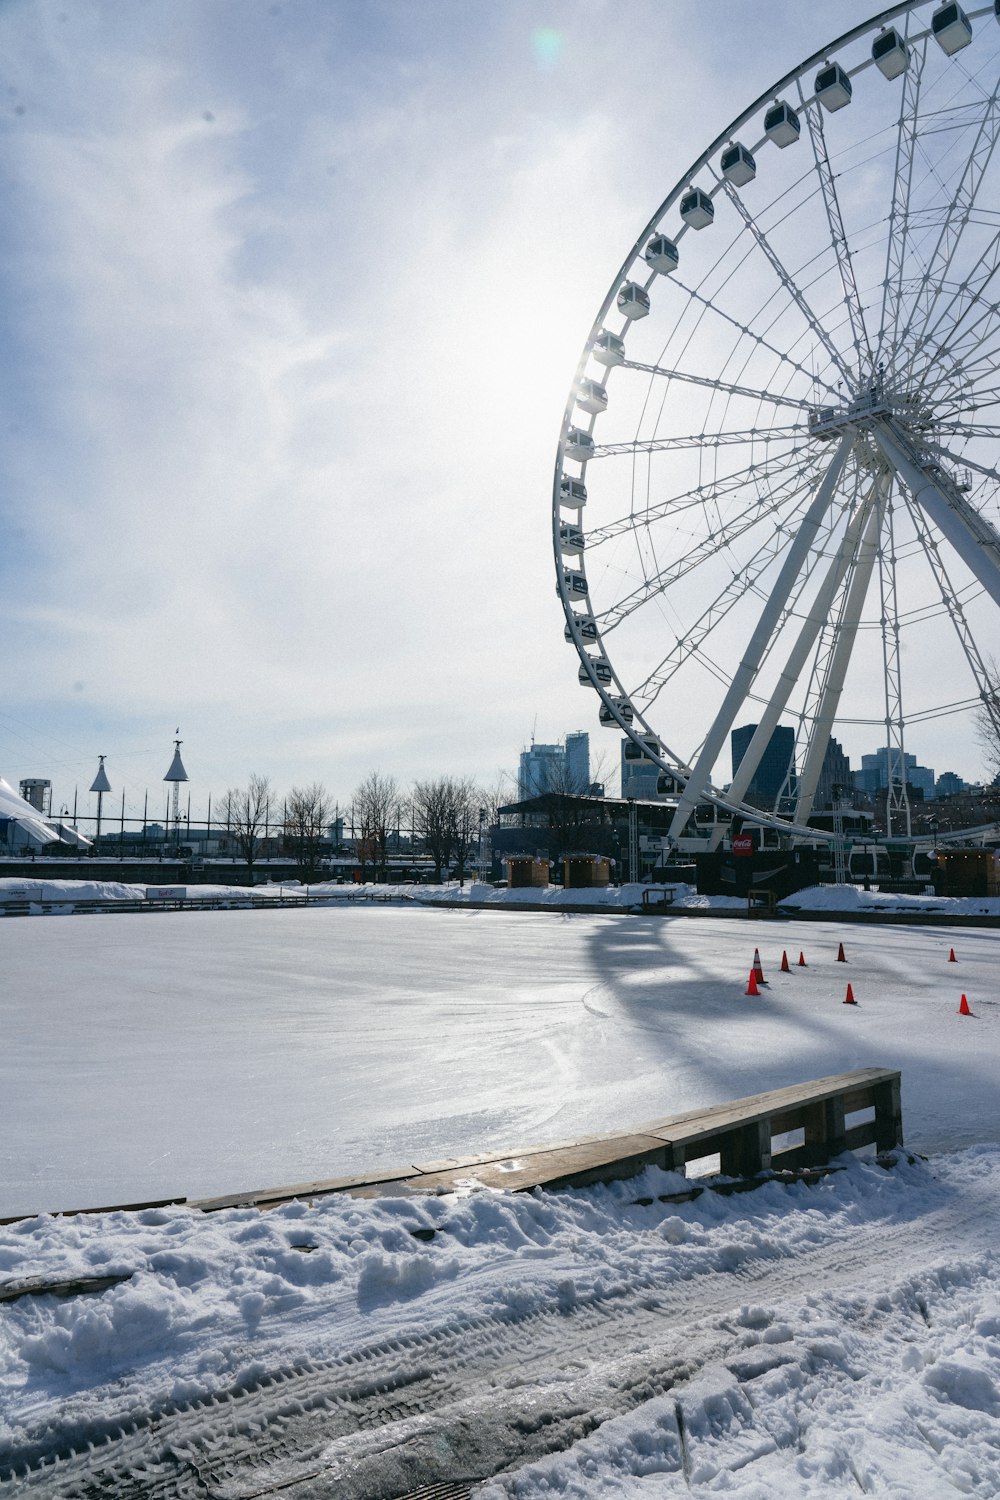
(732, 834), (754, 856)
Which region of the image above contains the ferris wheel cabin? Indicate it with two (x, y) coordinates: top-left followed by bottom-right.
(560, 569), (589, 601)
(764, 100), (800, 148)
(617, 282), (651, 320)
(644, 234), (680, 275)
(565, 615), (599, 644)
(578, 656), (613, 686)
(720, 142), (755, 186)
(559, 523), (585, 555)
(576, 378), (608, 415)
(932, 2), (972, 53)
(592, 330), (625, 366)
(559, 476), (588, 508)
(599, 697), (634, 728)
(679, 188), (714, 229)
(815, 62), (852, 111)
(565, 427), (595, 461)
(872, 27), (909, 78)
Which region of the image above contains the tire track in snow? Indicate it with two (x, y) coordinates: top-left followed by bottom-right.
(1, 1176), (994, 1499)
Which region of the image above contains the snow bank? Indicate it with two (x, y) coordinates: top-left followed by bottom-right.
(2, 1149), (1000, 1495)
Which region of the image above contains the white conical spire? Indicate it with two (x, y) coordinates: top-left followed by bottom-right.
(164, 738), (188, 784)
(90, 755), (112, 794)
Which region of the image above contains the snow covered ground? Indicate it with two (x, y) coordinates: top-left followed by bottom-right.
(2, 903), (1000, 1495)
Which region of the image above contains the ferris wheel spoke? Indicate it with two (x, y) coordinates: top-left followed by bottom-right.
(585, 453), (822, 546)
(799, 90), (873, 377)
(908, 223), (1000, 373)
(896, 77), (1000, 383)
(594, 473), (821, 633)
(931, 432), (1000, 462)
(879, 36), (928, 364)
(669, 278), (841, 400)
(620, 360), (815, 411)
(665, 434), (853, 841)
(719, 180), (855, 386)
(592, 427), (803, 459)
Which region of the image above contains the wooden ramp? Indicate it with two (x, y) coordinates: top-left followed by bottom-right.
(189, 1067), (902, 1213)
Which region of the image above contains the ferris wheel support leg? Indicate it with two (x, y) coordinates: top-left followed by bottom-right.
(666, 434), (852, 846)
(711, 483), (875, 850)
(871, 420), (1000, 610)
(793, 491), (885, 828)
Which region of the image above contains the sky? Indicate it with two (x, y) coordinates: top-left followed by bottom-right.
(0, 0), (978, 824)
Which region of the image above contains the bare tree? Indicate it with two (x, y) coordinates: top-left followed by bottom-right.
(411, 778), (454, 882)
(449, 776), (484, 885)
(353, 771), (404, 882)
(221, 775), (272, 878)
(285, 782), (334, 882)
(976, 663), (1000, 782)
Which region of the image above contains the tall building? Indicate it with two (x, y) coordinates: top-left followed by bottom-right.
(813, 737), (853, 810)
(731, 724), (796, 807)
(565, 732), (590, 793)
(854, 748), (936, 799)
(518, 733), (591, 800)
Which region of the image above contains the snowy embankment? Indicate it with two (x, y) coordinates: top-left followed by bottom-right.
(2, 1148), (1000, 1495)
(4, 873), (999, 919)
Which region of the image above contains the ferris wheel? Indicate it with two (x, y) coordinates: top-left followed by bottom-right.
(555, 0), (1000, 848)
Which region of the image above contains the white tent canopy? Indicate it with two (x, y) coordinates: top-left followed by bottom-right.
(0, 777), (91, 848)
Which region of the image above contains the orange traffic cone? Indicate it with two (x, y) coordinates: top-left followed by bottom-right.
(753, 947), (766, 984)
(746, 969), (760, 996)
(780, 950), (791, 973)
(958, 994), (974, 1016)
(798, 951), (807, 967)
(949, 948), (957, 963)
(836, 942), (847, 962)
(843, 983), (857, 1005)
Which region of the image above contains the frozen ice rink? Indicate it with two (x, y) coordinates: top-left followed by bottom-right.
(3, 904), (998, 1217)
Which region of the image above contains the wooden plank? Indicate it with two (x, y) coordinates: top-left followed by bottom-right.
(0, 1273), (133, 1303)
(640, 1069), (898, 1143)
(414, 1135), (669, 1195)
(189, 1167), (420, 1212)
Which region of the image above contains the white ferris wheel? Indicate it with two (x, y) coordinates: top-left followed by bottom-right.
(555, 0), (1000, 850)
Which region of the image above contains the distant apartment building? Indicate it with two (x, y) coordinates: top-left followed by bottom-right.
(518, 732), (591, 800)
(813, 736), (853, 810)
(935, 771), (968, 798)
(854, 748), (936, 800)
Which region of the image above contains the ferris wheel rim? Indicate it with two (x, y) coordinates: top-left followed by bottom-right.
(554, 0), (1000, 843)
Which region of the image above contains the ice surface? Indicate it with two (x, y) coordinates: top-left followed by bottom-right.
(2, 903), (998, 1217)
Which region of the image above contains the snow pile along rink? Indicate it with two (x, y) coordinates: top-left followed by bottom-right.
(1, 1149), (1000, 1495)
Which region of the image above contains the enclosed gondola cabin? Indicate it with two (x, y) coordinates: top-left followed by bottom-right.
(617, 282), (651, 320)
(656, 770), (684, 797)
(560, 569), (589, 600)
(815, 62), (852, 111)
(764, 100), (800, 148)
(720, 142), (755, 187)
(565, 615), (599, 643)
(644, 234), (679, 274)
(599, 698), (634, 727)
(872, 27), (909, 78)
(576, 378), (608, 415)
(592, 330), (625, 366)
(578, 657), (613, 686)
(559, 475), (588, 508)
(559, 523), (585, 555)
(679, 188), (714, 230)
(565, 427), (595, 461)
(932, 2), (972, 53)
